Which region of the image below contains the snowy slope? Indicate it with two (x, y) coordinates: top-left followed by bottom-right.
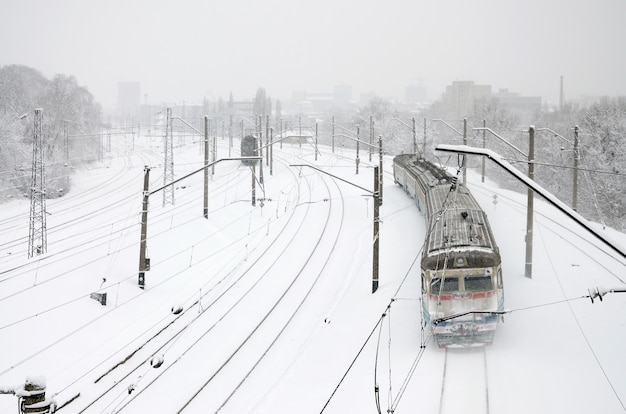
(0, 134), (624, 413)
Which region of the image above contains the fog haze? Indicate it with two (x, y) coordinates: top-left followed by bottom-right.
(2, 0), (625, 108)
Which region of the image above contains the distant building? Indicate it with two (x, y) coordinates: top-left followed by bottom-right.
(289, 86), (355, 117)
(493, 89), (542, 115)
(441, 81), (492, 118)
(117, 82), (140, 122)
(438, 81), (542, 118)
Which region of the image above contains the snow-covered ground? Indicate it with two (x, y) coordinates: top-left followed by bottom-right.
(0, 133), (624, 413)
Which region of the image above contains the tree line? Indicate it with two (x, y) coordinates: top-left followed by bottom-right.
(0, 65), (102, 200)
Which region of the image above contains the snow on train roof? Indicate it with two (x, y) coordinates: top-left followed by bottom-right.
(394, 154), (498, 254)
(425, 185), (496, 253)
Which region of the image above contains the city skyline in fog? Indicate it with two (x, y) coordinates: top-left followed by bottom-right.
(2, 0), (625, 110)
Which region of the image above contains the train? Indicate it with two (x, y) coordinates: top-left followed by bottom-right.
(241, 134), (258, 165)
(393, 154), (504, 348)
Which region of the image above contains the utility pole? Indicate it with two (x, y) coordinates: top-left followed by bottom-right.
(28, 108), (47, 258)
(355, 125), (360, 175)
(423, 117), (427, 159)
(411, 117), (417, 156)
(332, 116), (335, 153)
(270, 127), (274, 175)
(315, 122), (319, 161)
(299, 116), (302, 148)
(378, 134), (383, 205)
(251, 156), (256, 207)
(137, 157), (259, 288)
(138, 166), (150, 289)
(481, 119), (486, 182)
(204, 116), (209, 218)
(372, 166), (380, 293)
(266, 114), (270, 166)
(163, 108), (174, 206)
(258, 116), (264, 186)
(229, 114), (233, 157)
(525, 126), (535, 279)
(462, 118), (467, 187)
(289, 164), (381, 293)
(368, 115), (374, 162)
(212, 119), (217, 176)
(573, 126), (580, 211)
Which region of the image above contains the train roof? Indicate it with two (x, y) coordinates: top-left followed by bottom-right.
(426, 185), (497, 254)
(393, 154), (499, 256)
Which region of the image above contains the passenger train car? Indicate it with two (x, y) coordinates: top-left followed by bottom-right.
(393, 154), (504, 347)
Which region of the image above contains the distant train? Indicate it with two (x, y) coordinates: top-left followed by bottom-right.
(393, 154), (504, 348)
(241, 134), (258, 165)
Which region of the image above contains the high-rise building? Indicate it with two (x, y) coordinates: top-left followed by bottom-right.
(441, 81), (491, 118)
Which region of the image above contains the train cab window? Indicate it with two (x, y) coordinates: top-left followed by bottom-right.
(497, 269), (503, 289)
(430, 277), (459, 293)
(464, 275), (493, 292)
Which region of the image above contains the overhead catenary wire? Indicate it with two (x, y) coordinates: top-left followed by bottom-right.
(537, 223), (626, 411)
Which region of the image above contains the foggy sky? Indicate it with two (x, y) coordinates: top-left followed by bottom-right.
(2, 0), (625, 109)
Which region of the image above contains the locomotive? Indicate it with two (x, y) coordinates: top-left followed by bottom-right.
(393, 154), (504, 347)
(241, 134), (258, 165)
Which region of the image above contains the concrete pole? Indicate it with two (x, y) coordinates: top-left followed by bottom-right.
(332, 116), (335, 153)
(525, 126), (535, 278)
(412, 117), (417, 156)
(481, 119), (486, 183)
(423, 117), (427, 159)
(203, 116), (209, 218)
(138, 166), (150, 289)
(462, 118), (467, 187)
(378, 134), (383, 205)
(315, 122), (318, 161)
(355, 125), (360, 175)
(270, 127), (274, 175)
(229, 114), (233, 157)
(573, 126), (580, 211)
(258, 130), (264, 186)
(251, 161), (256, 207)
(369, 115), (373, 162)
(372, 166), (380, 293)
(299, 116), (302, 148)
(266, 114), (270, 166)
(212, 120), (217, 176)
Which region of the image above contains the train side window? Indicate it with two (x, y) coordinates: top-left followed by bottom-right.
(431, 277), (459, 293)
(464, 275), (493, 292)
(497, 269), (503, 289)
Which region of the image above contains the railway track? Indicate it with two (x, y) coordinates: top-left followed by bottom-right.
(438, 347), (490, 414)
(49, 153), (345, 413)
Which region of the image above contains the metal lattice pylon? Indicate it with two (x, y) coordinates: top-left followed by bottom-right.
(163, 107), (175, 206)
(28, 108), (47, 258)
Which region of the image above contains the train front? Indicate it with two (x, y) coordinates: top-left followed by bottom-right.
(421, 251), (504, 348)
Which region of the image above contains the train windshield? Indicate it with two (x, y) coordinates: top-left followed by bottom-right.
(464, 275), (493, 292)
(430, 277), (459, 293)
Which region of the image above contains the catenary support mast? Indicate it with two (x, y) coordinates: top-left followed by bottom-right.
(28, 108), (47, 258)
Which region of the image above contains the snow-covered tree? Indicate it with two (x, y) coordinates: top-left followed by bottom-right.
(0, 65), (102, 201)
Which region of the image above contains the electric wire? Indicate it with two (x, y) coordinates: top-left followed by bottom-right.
(537, 223), (626, 411)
